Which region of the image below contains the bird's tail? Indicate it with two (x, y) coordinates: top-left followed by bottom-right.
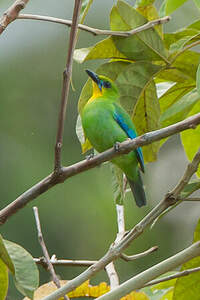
(127, 171), (146, 207)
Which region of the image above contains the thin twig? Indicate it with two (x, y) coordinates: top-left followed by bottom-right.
(0, 113), (200, 225)
(54, 0), (82, 171)
(17, 14), (171, 37)
(33, 207), (69, 300)
(42, 242), (200, 300)
(0, 0), (29, 35)
(182, 197), (200, 201)
(105, 263), (119, 289)
(144, 266), (200, 287)
(38, 147), (200, 300)
(170, 148), (200, 197)
(120, 246), (158, 262)
(115, 204), (126, 243)
(34, 257), (98, 267)
(96, 242), (200, 300)
(170, 40), (200, 64)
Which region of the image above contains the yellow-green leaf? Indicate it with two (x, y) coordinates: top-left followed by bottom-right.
(173, 218), (200, 300)
(0, 235), (14, 274)
(0, 259), (8, 300)
(133, 80), (160, 162)
(181, 101), (200, 177)
(180, 179), (200, 198)
(165, 0), (188, 15)
(159, 81), (195, 114)
(137, 3), (163, 37)
(116, 61), (162, 114)
(170, 50), (200, 81)
(111, 1), (167, 62)
(160, 288), (173, 300)
(80, 0), (93, 24)
(151, 272), (177, 292)
(111, 164), (124, 205)
(196, 63), (200, 96)
(161, 88), (200, 128)
(74, 37), (126, 64)
(4, 240), (39, 299)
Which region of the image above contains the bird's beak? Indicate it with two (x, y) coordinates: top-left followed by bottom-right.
(85, 69), (102, 91)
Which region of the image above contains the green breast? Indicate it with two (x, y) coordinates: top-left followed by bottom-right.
(82, 99), (127, 153)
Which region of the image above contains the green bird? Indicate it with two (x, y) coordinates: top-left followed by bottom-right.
(81, 70), (146, 207)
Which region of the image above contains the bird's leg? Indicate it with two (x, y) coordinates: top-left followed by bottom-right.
(114, 141), (121, 152)
(86, 153), (94, 160)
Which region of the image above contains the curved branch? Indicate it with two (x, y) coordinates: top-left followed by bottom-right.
(17, 14), (170, 37)
(0, 0), (29, 35)
(0, 113), (200, 224)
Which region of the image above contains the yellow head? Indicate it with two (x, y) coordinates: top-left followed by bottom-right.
(86, 69), (119, 99)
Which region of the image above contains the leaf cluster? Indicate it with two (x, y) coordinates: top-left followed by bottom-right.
(75, 0), (200, 204)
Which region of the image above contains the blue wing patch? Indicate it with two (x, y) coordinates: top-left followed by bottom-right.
(113, 111), (144, 173)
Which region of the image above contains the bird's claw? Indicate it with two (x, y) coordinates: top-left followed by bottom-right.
(86, 153), (94, 160)
(114, 142), (120, 152)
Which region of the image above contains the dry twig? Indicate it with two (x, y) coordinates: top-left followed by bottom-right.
(17, 14), (170, 37)
(54, 0), (82, 171)
(33, 207), (69, 300)
(144, 266), (200, 287)
(120, 246), (158, 262)
(0, 0), (29, 34)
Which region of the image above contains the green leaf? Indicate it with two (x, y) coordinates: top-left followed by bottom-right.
(160, 289), (173, 300)
(196, 63), (200, 96)
(173, 218), (200, 300)
(181, 101), (200, 177)
(136, 2), (163, 37)
(151, 272), (177, 292)
(180, 179), (200, 198)
(4, 240), (39, 299)
(133, 80), (160, 162)
(165, 0), (188, 15)
(74, 37), (127, 63)
(80, 0), (93, 24)
(160, 88), (200, 128)
(170, 50), (200, 81)
(159, 81), (195, 114)
(0, 235), (14, 274)
(193, 0), (200, 10)
(156, 68), (193, 83)
(135, 0), (155, 8)
(110, 1), (168, 62)
(0, 259), (8, 300)
(111, 164), (124, 204)
(116, 61), (162, 114)
(78, 61), (130, 113)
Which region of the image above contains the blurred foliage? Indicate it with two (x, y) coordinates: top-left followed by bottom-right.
(0, 0), (200, 299)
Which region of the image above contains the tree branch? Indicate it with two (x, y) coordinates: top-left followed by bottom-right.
(54, 0), (82, 171)
(34, 257), (98, 267)
(0, 113), (200, 225)
(17, 14), (171, 37)
(144, 266), (200, 287)
(120, 246), (158, 262)
(37, 147), (200, 300)
(0, 0), (29, 35)
(33, 207), (69, 300)
(96, 242), (200, 300)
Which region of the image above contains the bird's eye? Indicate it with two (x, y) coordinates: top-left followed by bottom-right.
(102, 81), (111, 88)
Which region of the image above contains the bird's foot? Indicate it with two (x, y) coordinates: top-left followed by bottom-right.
(86, 153), (94, 160)
(114, 141), (121, 152)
